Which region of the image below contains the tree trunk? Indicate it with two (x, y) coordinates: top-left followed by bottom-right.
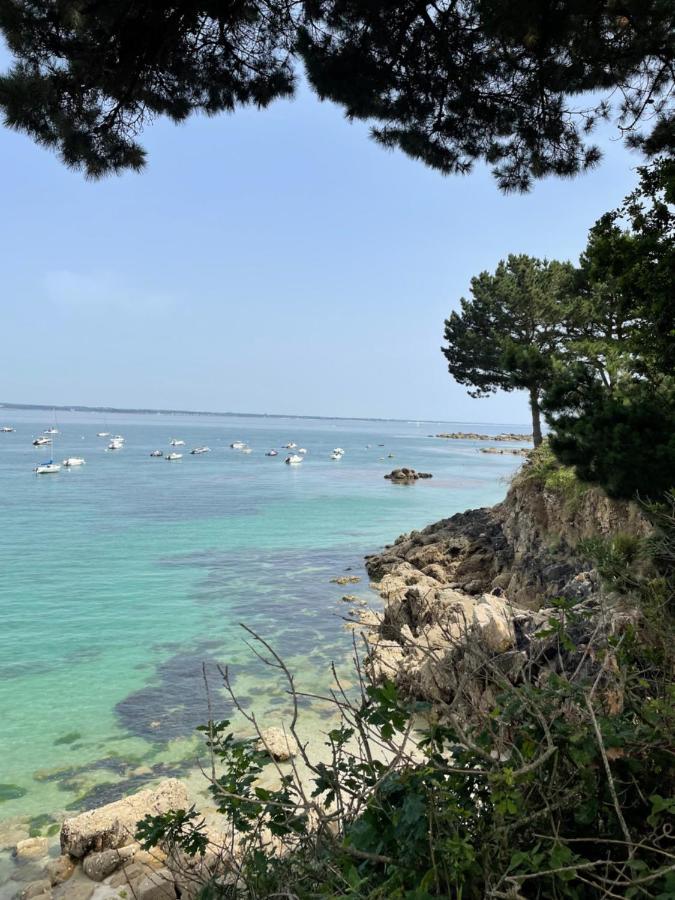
(529, 387), (543, 448)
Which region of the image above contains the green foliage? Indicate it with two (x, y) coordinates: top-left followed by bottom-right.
(302, 1), (675, 191)
(139, 563), (675, 898)
(442, 255), (576, 444)
(1, 3), (673, 186)
(514, 441), (587, 511)
(543, 159), (675, 500)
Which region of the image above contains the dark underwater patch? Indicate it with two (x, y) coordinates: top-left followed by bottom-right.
(115, 652), (231, 742)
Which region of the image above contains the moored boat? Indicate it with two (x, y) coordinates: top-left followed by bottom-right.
(170, 439), (185, 446)
(33, 437), (52, 446)
(190, 446), (211, 454)
(285, 454), (303, 465)
(265, 449), (278, 457)
(1, 426), (15, 432)
(150, 450), (163, 457)
(34, 461), (61, 475)
(166, 452), (183, 460)
(63, 457), (86, 467)
(107, 439), (124, 450)
(230, 441), (247, 449)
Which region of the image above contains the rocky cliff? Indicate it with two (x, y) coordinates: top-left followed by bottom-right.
(362, 457), (649, 708)
(366, 464), (648, 609)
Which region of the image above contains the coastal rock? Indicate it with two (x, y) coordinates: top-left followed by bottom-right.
(20, 878), (52, 899)
(82, 845), (136, 881)
(44, 855), (76, 886)
(60, 779), (189, 859)
(14, 837), (49, 861)
(255, 727), (298, 761)
(364, 469), (649, 712)
(436, 432), (532, 442)
(384, 468), (432, 482)
(480, 446), (530, 456)
(134, 867), (177, 900)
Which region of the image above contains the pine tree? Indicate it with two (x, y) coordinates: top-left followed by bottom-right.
(441, 255), (576, 445)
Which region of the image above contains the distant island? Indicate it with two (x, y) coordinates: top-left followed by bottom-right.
(436, 431), (533, 442)
(0, 400), (529, 429)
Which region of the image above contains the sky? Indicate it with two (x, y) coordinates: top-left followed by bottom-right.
(0, 58), (645, 423)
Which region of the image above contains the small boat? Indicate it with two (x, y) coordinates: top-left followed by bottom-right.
(33, 437), (52, 446)
(285, 454), (303, 465)
(96, 431), (110, 437)
(388, 453), (394, 458)
(1, 426), (15, 432)
(284, 442), (297, 449)
(170, 439), (185, 446)
(63, 457), (86, 467)
(230, 441), (247, 449)
(43, 427), (59, 435)
(35, 461), (61, 475)
(331, 447), (345, 460)
(298, 448), (308, 454)
(150, 450), (163, 457)
(108, 439), (124, 450)
(112, 434), (125, 443)
(265, 449), (278, 457)
(190, 447), (211, 454)
(166, 452), (183, 461)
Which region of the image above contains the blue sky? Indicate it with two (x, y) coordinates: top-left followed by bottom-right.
(0, 66), (643, 422)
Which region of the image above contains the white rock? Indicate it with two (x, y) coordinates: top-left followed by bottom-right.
(15, 837), (50, 860)
(255, 727), (298, 761)
(60, 779), (189, 859)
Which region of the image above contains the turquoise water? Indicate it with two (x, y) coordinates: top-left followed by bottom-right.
(0, 411), (525, 834)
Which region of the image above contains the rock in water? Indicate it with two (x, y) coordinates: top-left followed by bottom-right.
(60, 779), (188, 859)
(384, 468), (432, 482)
(14, 837), (49, 860)
(255, 727), (298, 761)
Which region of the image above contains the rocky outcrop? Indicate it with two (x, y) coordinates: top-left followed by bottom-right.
(384, 468), (433, 482)
(364, 466), (649, 709)
(60, 779), (188, 858)
(480, 447), (529, 456)
(366, 471), (648, 608)
(436, 432), (532, 442)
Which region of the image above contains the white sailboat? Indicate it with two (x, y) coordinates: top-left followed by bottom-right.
(35, 461), (61, 474)
(35, 434), (60, 474)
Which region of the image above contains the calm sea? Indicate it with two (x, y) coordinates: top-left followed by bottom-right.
(0, 409), (526, 888)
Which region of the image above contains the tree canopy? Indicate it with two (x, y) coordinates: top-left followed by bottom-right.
(0, 1), (673, 188)
(441, 255), (576, 445)
(542, 158), (675, 499)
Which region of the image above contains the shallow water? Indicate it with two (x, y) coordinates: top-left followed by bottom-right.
(0, 410), (525, 874)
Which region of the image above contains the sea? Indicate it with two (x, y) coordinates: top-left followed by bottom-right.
(0, 409), (527, 892)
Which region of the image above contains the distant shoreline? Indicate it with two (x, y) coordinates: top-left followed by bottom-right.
(0, 401), (529, 428)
